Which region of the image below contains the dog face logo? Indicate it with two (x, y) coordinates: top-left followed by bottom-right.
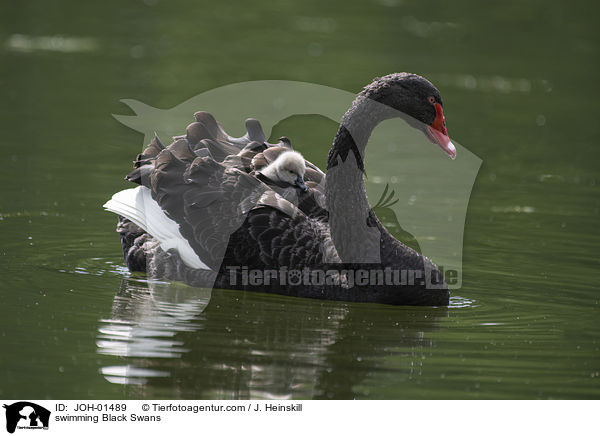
(3, 402), (50, 433)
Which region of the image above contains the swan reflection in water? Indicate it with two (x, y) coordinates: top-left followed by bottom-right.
(96, 278), (448, 398)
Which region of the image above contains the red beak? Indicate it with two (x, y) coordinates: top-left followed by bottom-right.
(425, 103), (456, 160)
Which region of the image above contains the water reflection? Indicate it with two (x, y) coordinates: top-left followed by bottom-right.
(97, 279), (211, 384)
(97, 279), (448, 398)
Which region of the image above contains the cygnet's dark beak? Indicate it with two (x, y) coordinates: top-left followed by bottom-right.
(295, 176), (308, 192)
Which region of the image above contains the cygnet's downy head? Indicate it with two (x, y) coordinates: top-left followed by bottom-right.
(261, 150), (308, 191)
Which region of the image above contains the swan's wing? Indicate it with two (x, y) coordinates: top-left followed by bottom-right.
(305, 167), (325, 185)
(124, 133), (337, 271)
(117, 112), (338, 271)
(179, 159), (338, 270)
(176, 112), (327, 180)
(222, 205), (339, 271)
(149, 147), (270, 270)
(172, 111), (267, 162)
(183, 111), (265, 148)
(225, 141), (267, 172)
(246, 175), (328, 222)
(225, 117), (267, 146)
(103, 186), (210, 270)
(186, 111), (328, 184)
(250, 146), (287, 171)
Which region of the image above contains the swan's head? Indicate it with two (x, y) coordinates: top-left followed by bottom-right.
(361, 73), (456, 159)
(261, 150), (308, 191)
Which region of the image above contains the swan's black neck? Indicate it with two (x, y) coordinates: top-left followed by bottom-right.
(325, 95), (422, 267)
(326, 97), (398, 172)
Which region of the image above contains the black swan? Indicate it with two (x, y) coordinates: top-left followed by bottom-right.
(104, 73), (456, 306)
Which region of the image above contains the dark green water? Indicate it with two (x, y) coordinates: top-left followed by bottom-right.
(1, 0), (598, 399)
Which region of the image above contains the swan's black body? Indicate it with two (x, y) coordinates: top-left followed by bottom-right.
(112, 73), (452, 306)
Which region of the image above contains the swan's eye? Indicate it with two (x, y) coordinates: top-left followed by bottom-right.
(428, 96), (435, 104)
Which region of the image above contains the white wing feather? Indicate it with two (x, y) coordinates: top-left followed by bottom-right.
(103, 186), (210, 270)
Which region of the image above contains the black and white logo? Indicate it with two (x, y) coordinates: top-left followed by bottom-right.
(3, 402), (50, 433)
